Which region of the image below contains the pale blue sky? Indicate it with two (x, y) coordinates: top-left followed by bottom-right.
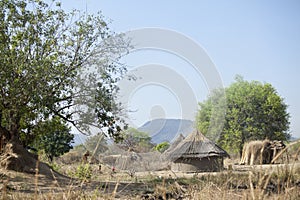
(60, 1), (300, 138)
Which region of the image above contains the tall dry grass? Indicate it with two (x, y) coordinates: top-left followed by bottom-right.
(1, 140), (299, 199)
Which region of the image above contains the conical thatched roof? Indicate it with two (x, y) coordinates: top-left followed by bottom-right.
(168, 130), (229, 161)
(164, 133), (185, 154)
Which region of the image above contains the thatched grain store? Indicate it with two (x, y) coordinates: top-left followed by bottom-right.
(167, 131), (229, 172)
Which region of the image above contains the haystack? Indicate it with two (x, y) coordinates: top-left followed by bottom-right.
(167, 130), (229, 172)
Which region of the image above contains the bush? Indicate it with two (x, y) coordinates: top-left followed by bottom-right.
(154, 142), (170, 153)
(48, 162), (61, 172)
(74, 164), (92, 180)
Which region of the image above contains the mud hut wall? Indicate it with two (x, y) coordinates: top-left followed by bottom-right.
(101, 152), (168, 172)
(171, 156), (223, 172)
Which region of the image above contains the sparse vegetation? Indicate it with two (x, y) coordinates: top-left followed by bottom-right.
(73, 163), (92, 180)
(1, 164), (300, 199)
(0, 140), (299, 199)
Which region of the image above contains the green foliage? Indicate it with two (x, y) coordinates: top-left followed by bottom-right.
(0, 0), (129, 147)
(120, 128), (154, 152)
(48, 161), (61, 172)
(74, 164), (92, 180)
(154, 142), (170, 153)
(196, 76), (290, 155)
(84, 133), (108, 155)
(197, 88), (227, 142)
(28, 116), (74, 161)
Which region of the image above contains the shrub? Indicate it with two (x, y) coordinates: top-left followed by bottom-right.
(74, 164), (92, 180)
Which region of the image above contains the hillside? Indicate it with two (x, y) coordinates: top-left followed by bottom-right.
(72, 119), (195, 146)
(138, 118), (194, 144)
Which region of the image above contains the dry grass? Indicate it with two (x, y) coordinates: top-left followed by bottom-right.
(1, 163), (300, 200)
(1, 142), (300, 199)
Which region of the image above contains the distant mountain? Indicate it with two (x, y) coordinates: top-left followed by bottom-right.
(72, 119), (195, 146)
(72, 134), (88, 146)
(290, 136), (299, 142)
(138, 118), (194, 144)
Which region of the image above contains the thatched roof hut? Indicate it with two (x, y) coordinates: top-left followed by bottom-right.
(167, 130), (229, 172)
(163, 133), (185, 155)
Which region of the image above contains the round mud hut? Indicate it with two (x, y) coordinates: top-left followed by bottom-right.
(167, 131), (229, 172)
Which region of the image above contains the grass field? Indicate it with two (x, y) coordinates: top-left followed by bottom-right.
(1, 141), (300, 199)
(1, 158), (300, 200)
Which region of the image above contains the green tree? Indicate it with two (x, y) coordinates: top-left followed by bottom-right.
(0, 0), (129, 171)
(120, 128), (154, 152)
(196, 76), (290, 156)
(84, 133), (108, 155)
(154, 141), (170, 153)
(29, 117), (74, 162)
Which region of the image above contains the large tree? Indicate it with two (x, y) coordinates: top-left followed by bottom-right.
(0, 0), (129, 171)
(196, 76), (290, 156)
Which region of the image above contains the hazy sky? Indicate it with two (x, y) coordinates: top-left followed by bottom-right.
(60, 1), (300, 138)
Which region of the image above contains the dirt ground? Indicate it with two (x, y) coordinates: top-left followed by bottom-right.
(0, 168), (149, 199)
